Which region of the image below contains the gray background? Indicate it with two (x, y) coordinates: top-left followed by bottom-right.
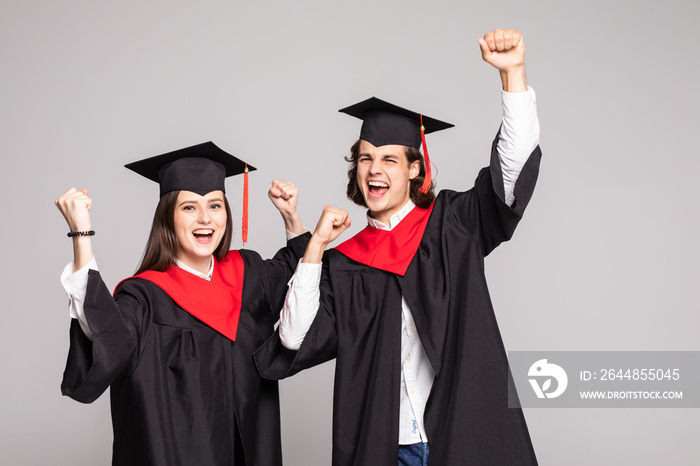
(2, 0), (698, 464)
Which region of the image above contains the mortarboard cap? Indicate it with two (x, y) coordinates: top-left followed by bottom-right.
(125, 141), (256, 243)
(338, 97), (454, 148)
(124, 141), (256, 198)
(339, 97), (454, 193)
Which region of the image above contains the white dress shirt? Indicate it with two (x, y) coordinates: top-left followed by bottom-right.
(279, 87), (540, 444)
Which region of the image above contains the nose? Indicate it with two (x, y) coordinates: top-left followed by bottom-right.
(368, 157), (382, 174)
(197, 208), (211, 224)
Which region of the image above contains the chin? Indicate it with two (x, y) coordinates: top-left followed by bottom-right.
(364, 200), (383, 213)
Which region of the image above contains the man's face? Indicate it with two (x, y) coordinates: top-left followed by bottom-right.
(356, 139), (420, 226)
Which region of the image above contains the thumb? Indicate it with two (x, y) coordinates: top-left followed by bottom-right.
(477, 37), (491, 60)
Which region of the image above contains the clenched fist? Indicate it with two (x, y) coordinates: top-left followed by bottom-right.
(303, 206), (352, 264)
(268, 179), (305, 235)
(268, 180), (299, 217)
(55, 187), (92, 232)
(478, 28), (528, 93)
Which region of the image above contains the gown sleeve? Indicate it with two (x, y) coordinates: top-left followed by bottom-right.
(251, 232), (312, 320)
(254, 255), (338, 380)
(444, 130), (542, 257)
(61, 270), (143, 404)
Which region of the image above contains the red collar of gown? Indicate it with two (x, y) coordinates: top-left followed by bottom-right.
(334, 203), (434, 276)
(115, 250), (244, 341)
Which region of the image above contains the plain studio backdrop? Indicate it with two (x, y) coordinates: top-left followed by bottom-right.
(1, 0), (698, 464)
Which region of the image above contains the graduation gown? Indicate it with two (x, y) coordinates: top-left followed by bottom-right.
(255, 137), (542, 465)
(61, 233), (310, 466)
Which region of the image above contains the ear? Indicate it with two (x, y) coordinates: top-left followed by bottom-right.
(408, 160), (421, 180)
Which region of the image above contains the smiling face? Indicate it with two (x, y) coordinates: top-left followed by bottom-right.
(356, 139), (420, 226)
(173, 190), (228, 274)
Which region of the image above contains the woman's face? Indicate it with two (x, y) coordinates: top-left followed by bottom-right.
(173, 190), (227, 272)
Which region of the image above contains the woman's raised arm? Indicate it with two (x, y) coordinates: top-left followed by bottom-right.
(55, 187), (94, 272)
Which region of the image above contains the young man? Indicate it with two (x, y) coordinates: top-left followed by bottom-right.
(255, 28), (541, 465)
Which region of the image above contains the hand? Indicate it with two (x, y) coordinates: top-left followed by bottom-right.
(268, 179), (299, 217)
(304, 206), (351, 263)
(478, 28), (525, 72)
(269, 180), (305, 235)
(55, 187), (92, 232)
(312, 206), (351, 245)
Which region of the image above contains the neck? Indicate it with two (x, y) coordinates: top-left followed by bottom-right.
(368, 211), (392, 227)
(369, 199), (414, 228)
(179, 256), (212, 275)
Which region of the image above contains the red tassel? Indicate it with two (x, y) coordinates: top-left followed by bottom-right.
(419, 114), (432, 194)
(242, 164), (249, 244)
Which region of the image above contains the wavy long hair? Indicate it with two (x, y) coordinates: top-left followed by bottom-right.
(135, 190), (233, 274)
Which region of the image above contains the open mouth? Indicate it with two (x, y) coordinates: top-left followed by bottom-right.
(193, 229), (215, 243)
(368, 180), (389, 198)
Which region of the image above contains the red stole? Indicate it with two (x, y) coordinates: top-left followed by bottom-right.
(116, 250), (244, 341)
(334, 203), (434, 276)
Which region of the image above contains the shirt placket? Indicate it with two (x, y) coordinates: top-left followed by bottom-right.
(400, 298), (429, 443)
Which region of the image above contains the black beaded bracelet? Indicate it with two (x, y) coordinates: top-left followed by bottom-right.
(67, 230), (95, 238)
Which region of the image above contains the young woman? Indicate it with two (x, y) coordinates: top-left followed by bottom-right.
(55, 142), (310, 466)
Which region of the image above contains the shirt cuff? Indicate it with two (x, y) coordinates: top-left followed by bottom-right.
(501, 86), (537, 120)
(61, 257), (99, 301)
(286, 228), (310, 241)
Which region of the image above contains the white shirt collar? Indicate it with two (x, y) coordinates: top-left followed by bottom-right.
(175, 257), (214, 281)
(366, 200), (416, 231)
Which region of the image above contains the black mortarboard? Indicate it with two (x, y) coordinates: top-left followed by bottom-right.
(125, 141), (256, 242)
(124, 141), (256, 198)
(339, 97), (454, 193)
(338, 97), (454, 148)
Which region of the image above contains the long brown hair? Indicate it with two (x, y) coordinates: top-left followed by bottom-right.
(135, 190), (233, 274)
(345, 139), (436, 209)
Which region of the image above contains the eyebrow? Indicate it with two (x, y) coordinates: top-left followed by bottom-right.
(359, 152), (399, 159)
(178, 197), (224, 207)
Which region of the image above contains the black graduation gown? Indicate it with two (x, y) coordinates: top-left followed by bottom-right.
(61, 233), (310, 466)
(255, 137), (542, 465)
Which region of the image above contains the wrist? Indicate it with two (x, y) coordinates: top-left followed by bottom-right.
(500, 64), (527, 93)
(282, 211), (304, 235)
(303, 236), (328, 264)
(68, 220), (92, 231)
